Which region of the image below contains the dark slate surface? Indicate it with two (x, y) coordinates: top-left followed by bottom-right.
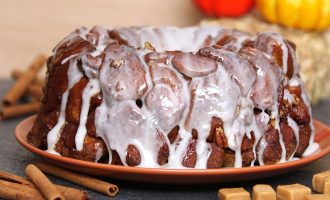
(0, 79), (329, 200)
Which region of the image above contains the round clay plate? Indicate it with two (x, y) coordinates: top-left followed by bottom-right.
(15, 115), (330, 184)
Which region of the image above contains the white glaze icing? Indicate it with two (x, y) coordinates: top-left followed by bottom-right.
(255, 32), (289, 75)
(302, 143), (320, 156)
(115, 26), (222, 52)
(288, 117), (300, 160)
(44, 26), (314, 169)
(75, 79), (100, 151)
(186, 66), (241, 168)
(46, 59), (83, 153)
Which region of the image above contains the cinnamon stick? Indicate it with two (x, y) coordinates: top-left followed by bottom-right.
(3, 54), (47, 105)
(0, 170), (33, 186)
(0, 179), (44, 200)
(56, 185), (88, 200)
(0, 102), (40, 120)
(0, 170), (88, 200)
(11, 69), (44, 100)
(36, 162), (119, 197)
(11, 69), (44, 86)
(27, 84), (43, 100)
(25, 164), (64, 200)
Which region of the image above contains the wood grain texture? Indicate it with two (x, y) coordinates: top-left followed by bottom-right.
(0, 0), (203, 78)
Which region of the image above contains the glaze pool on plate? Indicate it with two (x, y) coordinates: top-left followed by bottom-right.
(15, 115), (330, 184)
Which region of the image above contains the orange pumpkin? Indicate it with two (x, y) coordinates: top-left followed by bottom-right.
(256, 0), (330, 31)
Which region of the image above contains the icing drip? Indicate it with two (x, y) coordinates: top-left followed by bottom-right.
(75, 79), (100, 151)
(186, 67), (241, 168)
(257, 137), (267, 166)
(47, 59), (83, 153)
(96, 100), (159, 166)
(45, 26), (315, 169)
(288, 117), (300, 159)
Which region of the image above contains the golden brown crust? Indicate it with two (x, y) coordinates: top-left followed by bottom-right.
(111, 150), (123, 165)
(291, 101), (311, 125)
(182, 138), (197, 168)
(126, 145), (141, 166)
(157, 131), (170, 166)
(55, 123), (107, 162)
(65, 77), (88, 124)
(259, 127), (283, 165)
(223, 149), (235, 167)
(280, 122), (297, 160)
(295, 124), (312, 157)
(158, 143), (170, 166)
(28, 31), (106, 162)
(207, 143), (225, 169)
(167, 125), (180, 144)
(241, 132), (255, 167)
(27, 59), (69, 149)
(209, 117), (229, 148)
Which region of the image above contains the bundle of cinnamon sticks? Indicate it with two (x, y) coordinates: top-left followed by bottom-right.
(0, 54), (47, 120)
(0, 162), (119, 200)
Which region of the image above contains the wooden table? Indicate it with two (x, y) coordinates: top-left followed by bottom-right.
(0, 0), (203, 78)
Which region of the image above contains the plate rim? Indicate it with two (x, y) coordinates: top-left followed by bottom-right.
(15, 115), (330, 176)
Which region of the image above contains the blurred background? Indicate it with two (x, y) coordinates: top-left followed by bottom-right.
(0, 0), (329, 103)
(0, 0), (203, 78)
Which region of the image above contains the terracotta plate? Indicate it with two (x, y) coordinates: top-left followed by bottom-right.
(15, 115), (330, 184)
